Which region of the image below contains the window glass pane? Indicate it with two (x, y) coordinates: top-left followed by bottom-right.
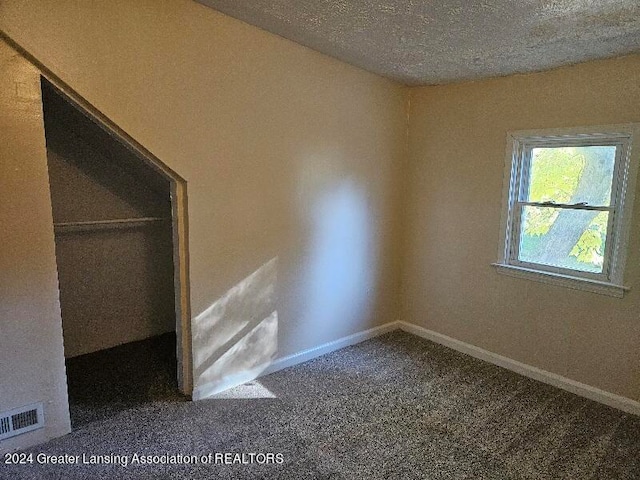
(518, 206), (609, 273)
(525, 146), (616, 206)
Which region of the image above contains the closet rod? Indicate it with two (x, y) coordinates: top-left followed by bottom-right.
(55, 217), (168, 227)
(54, 217), (169, 232)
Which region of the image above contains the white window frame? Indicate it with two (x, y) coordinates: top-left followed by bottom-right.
(494, 124), (640, 297)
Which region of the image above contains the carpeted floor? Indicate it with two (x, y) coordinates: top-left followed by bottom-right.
(64, 333), (187, 428)
(2, 331), (639, 479)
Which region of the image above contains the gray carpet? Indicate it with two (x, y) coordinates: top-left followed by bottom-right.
(1, 331), (639, 479)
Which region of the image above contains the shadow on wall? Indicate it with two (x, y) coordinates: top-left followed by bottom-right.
(192, 258), (278, 400)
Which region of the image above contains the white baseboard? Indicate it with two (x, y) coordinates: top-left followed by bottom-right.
(193, 321), (399, 400)
(398, 321), (640, 416)
(194, 318), (639, 417)
(261, 321), (399, 377)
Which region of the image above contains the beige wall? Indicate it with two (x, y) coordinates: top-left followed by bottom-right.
(0, 41), (71, 453)
(3, 0), (637, 454)
(0, 0), (406, 416)
(403, 55), (640, 401)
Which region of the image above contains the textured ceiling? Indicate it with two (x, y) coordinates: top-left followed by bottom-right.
(196, 0), (640, 85)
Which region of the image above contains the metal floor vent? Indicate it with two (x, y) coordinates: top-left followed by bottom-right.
(0, 403), (44, 441)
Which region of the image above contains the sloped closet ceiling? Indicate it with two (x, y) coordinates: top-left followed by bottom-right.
(196, 0), (640, 85)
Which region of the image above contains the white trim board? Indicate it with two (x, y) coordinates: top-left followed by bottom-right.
(193, 321), (399, 400)
(195, 319), (639, 416)
(261, 322), (399, 377)
(397, 321), (640, 417)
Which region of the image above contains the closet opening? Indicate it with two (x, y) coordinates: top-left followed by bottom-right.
(40, 77), (191, 428)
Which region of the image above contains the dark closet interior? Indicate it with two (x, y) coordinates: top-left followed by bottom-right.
(41, 79), (184, 427)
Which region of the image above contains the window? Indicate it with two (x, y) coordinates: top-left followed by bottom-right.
(495, 125), (640, 297)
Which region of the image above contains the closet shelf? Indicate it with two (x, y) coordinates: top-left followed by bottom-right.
(54, 217), (169, 233)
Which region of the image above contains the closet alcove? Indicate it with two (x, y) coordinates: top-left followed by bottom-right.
(41, 79), (186, 427)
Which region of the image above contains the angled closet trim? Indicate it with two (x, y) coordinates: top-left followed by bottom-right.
(4, 34), (195, 396)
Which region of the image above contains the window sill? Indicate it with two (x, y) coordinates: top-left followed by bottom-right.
(491, 263), (629, 298)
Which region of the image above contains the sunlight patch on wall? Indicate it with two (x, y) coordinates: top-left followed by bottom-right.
(305, 179), (374, 324)
(192, 258), (278, 400)
(292, 157), (378, 343)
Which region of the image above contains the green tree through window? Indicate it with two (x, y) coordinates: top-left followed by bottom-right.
(519, 146), (616, 273)
(497, 125), (639, 297)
